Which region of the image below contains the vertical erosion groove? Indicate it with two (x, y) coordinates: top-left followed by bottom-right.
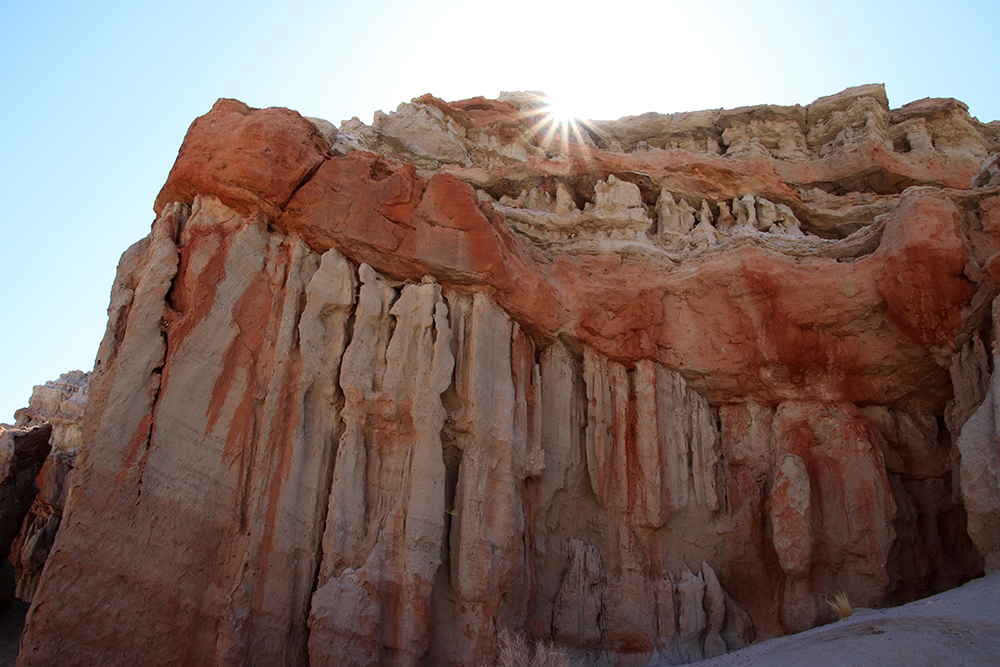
(131, 202), (189, 504)
(25, 90), (1000, 666)
(298, 247), (360, 664)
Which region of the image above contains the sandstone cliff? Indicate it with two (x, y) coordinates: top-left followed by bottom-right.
(8, 371), (89, 602)
(16, 85), (1000, 666)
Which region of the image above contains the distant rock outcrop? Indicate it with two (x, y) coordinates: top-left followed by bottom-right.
(15, 86), (1000, 666)
(0, 423), (51, 604)
(8, 371), (89, 602)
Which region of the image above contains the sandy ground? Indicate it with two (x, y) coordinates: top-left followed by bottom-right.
(689, 572), (1000, 667)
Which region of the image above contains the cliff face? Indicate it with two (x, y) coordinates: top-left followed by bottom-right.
(9, 371), (89, 602)
(17, 86), (1000, 666)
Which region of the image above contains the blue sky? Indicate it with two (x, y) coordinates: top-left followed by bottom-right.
(2, 0), (998, 421)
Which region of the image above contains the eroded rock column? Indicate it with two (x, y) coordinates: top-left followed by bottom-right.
(309, 269), (454, 667)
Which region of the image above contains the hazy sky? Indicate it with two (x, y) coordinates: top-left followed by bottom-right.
(2, 0), (997, 420)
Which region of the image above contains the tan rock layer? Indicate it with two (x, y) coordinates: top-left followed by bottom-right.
(8, 370), (89, 602)
(18, 89), (1000, 666)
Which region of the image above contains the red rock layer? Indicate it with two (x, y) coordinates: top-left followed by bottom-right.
(18, 89), (1000, 666)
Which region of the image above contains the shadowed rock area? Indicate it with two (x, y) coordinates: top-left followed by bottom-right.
(694, 571), (1000, 667)
(13, 85), (1000, 666)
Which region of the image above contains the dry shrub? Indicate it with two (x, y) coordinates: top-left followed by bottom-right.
(533, 639), (572, 667)
(496, 628), (531, 667)
(826, 590), (853, 620)
(495, 628), (573, 667)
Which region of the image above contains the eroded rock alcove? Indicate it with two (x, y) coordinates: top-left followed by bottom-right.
(15, 85), (1000, 666)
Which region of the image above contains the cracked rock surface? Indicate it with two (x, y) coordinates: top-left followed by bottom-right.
(16, 87), (1000, 666)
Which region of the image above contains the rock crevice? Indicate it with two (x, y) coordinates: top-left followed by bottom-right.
(16, 87), (1000, 666)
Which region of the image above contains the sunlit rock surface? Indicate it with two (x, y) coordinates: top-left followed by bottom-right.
(17, 85), (1000, 666)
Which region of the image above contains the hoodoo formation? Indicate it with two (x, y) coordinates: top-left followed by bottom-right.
(11, 85), (1000, 666)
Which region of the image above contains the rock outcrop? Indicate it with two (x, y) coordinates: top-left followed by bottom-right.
(8, 371), (89, 602)
(0, 423), (52, 604)
(17, 86), (1000, 666)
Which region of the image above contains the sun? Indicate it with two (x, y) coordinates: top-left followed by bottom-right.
(543, 98), (576, 125)
(526, 94), (595, 156)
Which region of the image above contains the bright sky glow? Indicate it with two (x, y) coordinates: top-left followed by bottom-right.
(541, 99), (577, 129)
(1, 0), (998, 420)
(518, 94), (596, 155)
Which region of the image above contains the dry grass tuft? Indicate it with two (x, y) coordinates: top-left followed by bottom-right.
(826, 590), (853, 620)
(496, 628), (531, 667)
(495, 628), (573, 667)
(532, 639), (573, 667)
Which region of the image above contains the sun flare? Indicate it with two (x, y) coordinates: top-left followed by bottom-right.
(542, 98), (576, 125)
(527, 94), (595, 156)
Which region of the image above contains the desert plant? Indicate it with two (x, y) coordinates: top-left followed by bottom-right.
(825, 590), (853, 620)
(532, 638), (572, 667)
(496, 628), (532, 667)
(495, 628), (573, 667)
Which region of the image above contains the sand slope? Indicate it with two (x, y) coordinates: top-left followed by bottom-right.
(691, 572), (1000, 667)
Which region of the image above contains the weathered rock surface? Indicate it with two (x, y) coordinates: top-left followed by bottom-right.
(8, 371), (89, 602)
(0, 424), (52, 605)
(17, 87), (1000, 666)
